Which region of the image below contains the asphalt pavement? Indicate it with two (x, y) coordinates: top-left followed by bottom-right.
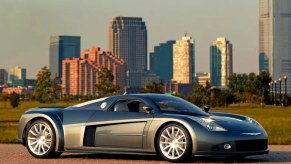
(0, 144), (291, 163)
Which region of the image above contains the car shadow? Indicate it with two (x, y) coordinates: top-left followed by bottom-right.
(60, 151), (291, 163)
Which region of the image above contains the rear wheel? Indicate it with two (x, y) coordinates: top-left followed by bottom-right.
(26, 119), (62, 158)
(157, 123), (192, 162)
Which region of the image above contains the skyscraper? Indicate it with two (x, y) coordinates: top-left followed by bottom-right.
(0, 69), (8, 85)
(109, 16), (147, 88)
(9, 66), (26, 87)
(150, 40), (175, 82)
(210, 37), (233, 87)
(173, 35), (195, 84)
(259, 0), (291, 93)
(49, 35), (80, 79)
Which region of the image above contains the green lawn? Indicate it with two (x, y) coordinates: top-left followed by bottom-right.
(0, 101), (291, 145)
(0, 101), (77, 121)
(214, 104), (291, 145)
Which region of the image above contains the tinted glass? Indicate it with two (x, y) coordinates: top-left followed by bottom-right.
(113, 100), (146, 113)
(150, 95), (208, 116)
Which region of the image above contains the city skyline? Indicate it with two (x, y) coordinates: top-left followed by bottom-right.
(1, 0), (259, 78)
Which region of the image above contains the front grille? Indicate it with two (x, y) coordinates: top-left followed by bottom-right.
(235, 139), (268, 151)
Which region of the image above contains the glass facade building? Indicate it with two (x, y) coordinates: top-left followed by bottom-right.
(259, 0), (291, 93)
(210, 37), (233, 87)
(9, 66), (26, 87)
(49, 36), (80, 79)
(150, 40), (175, 82)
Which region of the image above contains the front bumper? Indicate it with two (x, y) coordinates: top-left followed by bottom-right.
(193, 128), (268, 157)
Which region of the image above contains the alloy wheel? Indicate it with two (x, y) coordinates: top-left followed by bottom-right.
(159, 126), (187, 160)
(27, 122), (53, 156)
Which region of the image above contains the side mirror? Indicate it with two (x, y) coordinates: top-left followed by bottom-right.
(142, 105), (154, 114)
(204, 105), (210, 113)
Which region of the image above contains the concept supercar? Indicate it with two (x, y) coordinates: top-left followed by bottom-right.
(18, 94), (268, 162)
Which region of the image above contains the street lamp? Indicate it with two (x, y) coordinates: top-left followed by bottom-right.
(279, 78), (282, 106)
(284, 76), (288, 106)
(274, 80), (277, 105)
(270, 81), (273, 104)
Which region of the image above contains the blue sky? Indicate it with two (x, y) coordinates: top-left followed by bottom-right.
(0, 0), (259, 78)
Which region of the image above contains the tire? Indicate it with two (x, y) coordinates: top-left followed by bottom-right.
(156, 123), (192, 162)
(25, 119), (62, 158)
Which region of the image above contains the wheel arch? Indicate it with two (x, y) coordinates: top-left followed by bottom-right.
(21, 113), (64, 152)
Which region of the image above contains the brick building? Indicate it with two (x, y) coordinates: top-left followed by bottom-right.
(62, 47), (125, 96)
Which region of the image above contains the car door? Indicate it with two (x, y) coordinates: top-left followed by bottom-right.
(85, 98), (153, 148)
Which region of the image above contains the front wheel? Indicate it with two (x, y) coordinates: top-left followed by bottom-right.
(26, 119), (62, 158)
(157, 123), (192, 162)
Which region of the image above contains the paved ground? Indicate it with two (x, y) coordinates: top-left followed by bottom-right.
(0, 144), (291, 164)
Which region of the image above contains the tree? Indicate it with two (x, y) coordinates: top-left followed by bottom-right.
(143, 81), (164, 94)
(190, 83), (207, 107)
(10, 92), (20, 108)
(35, 66), (53, 103)
(96, 67), (120, 97)
(228, 72), (272, 105)
(51, 76), (62, 100)
(256, 71), (272, 104)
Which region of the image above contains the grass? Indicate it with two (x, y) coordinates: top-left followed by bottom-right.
(0, 101), (291, 145)
(214, 104), (291, 145)
(0, 101), (77, 121)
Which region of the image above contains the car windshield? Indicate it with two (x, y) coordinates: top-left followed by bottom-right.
(150, 95), (209, 116)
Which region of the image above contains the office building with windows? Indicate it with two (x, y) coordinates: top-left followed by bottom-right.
(173, 35), (195, 84)
(50, 35), (80, 79)
(109, 16), (148, 88)
(9, 66), (26, 87)
(0, 69), (8, 86)
(259, 0), (291, 93)
(210, 37), (233, 87)
(150, 40), (175, 82)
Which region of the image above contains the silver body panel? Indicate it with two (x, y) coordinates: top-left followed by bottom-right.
(18, 94), (268, 157)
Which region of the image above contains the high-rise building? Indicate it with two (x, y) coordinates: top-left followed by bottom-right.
(150, 40), (175, 82)
(62, 47), (126, 96)
(0, 69), (8, 85)
(173, 35), (195, 84)
(50, 35), (80, 79)
(259, 0), (291, 93)
(81, 47), (126, 90)
(210, 37), (233, 87)
(109, 16), (147, 88)
(62, 58), (100, 96)
(9, 66), (26, 87)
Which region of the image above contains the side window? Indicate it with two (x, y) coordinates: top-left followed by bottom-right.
(113, 100), (147, 113)
(113, 101), (129, 112)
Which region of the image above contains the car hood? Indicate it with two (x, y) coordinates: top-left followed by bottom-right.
(210, 115), (262, 131)
(161, 113), (262, 131)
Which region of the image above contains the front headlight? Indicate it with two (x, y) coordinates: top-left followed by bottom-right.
(245, 117), (262, 128)
(189, 117), (227, 131)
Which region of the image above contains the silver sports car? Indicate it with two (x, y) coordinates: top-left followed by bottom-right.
(18, 94), (268, 162)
